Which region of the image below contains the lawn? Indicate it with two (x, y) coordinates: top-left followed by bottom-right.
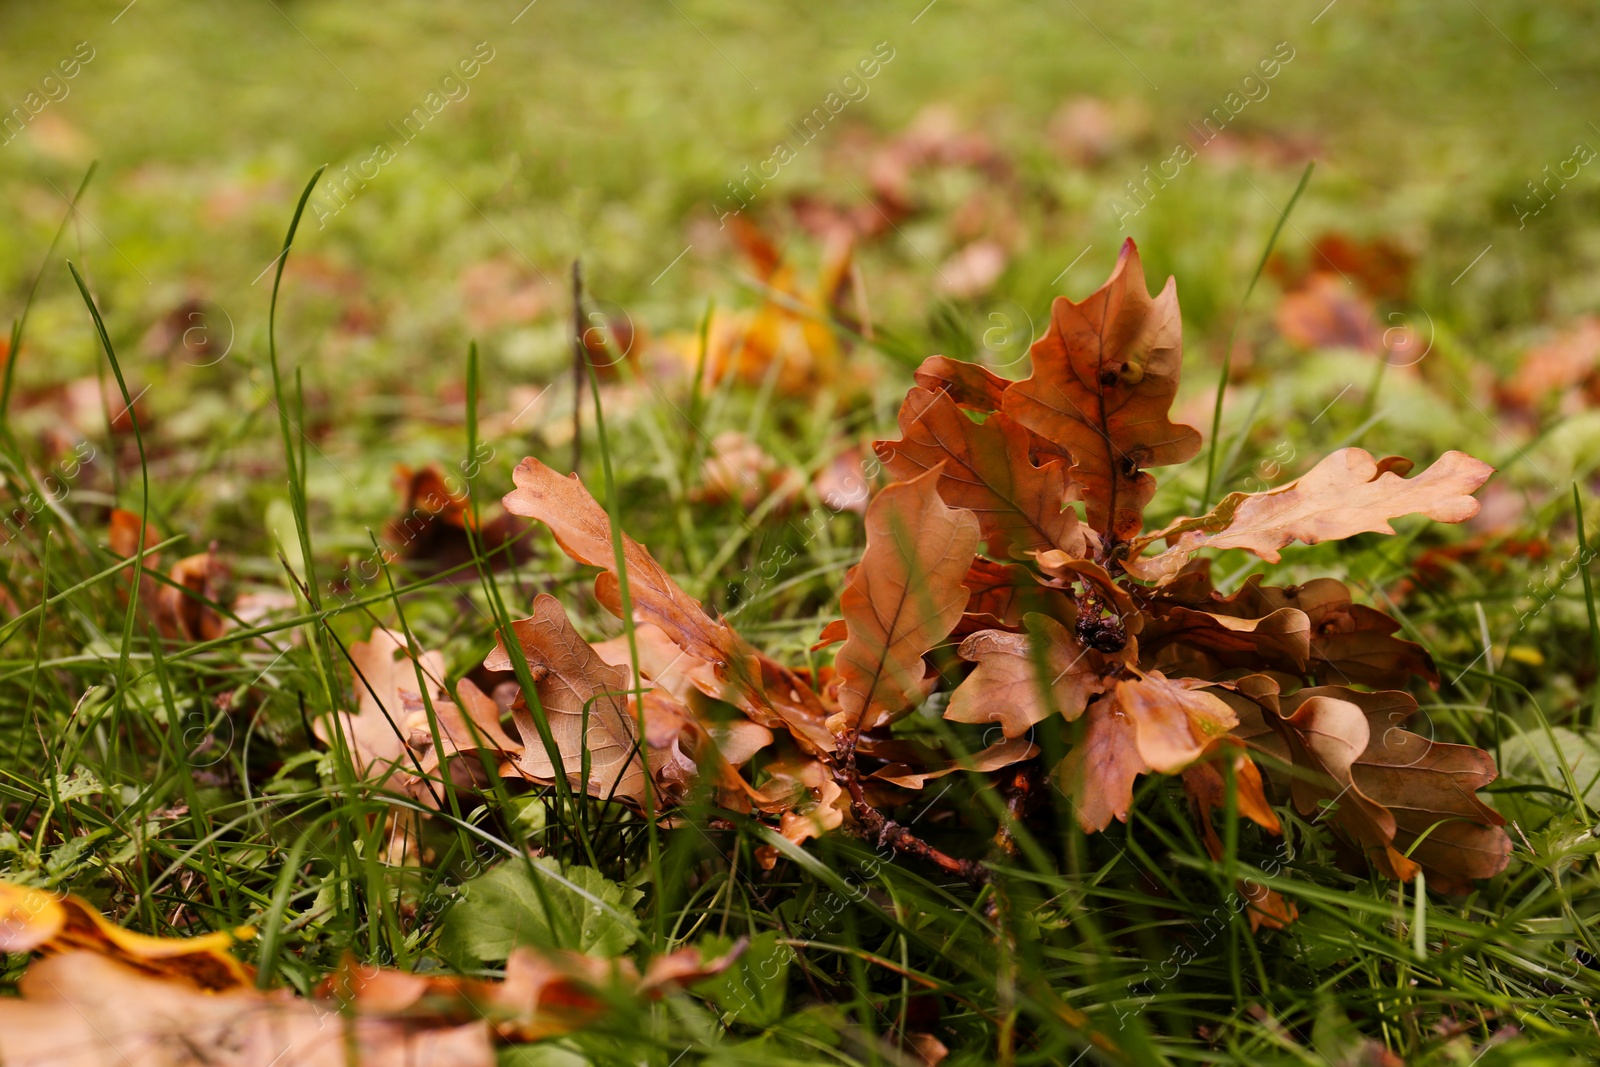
(3, 1), (1600, 1064)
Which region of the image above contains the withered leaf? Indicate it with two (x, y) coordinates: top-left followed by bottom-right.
(0, 951), (495, 1067)
(1139, 603), (1311, 678)
(945, 614), (1115, 738)
(316, 629), (446, 783)
(876, 386), (1085, 559)
(1208, 576), (1438, 688)
(1127, 448), (1493, 583)
(1225, 681), (1509, 892)
(829, 467), (980, 736)
(486, 594), (646, 804)
(913, 353), (1012, 412)
(870, 736), (1039, 789)
(1056, 672), (1237, 832)
(1002, 239), (1201, 543)
(0, 882), (252, 992)
(502, 458), (739, 671)
(0, 881), (741, 1066)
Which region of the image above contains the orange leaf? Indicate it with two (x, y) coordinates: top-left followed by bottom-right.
(1127, 448), (1493, 583)
(913, 354), (1012, 412)
(876, 386), (1085, 559)
(945, 614), (1116, 738)
(829, 467), (980, 736)
(1055, 672), (1237, 832)
(502, 458), (740, 671)
(1003, 239), (1201, 543)
(486, 594), (647, 805)
(870, 735), (1039, 789)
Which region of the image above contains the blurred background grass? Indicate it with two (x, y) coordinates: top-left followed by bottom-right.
(7, 0), (1600, 670)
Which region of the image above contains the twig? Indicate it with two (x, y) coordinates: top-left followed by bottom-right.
(833, 734), (989, 885)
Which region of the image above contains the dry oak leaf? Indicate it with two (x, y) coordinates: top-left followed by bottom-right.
(870, 735), (1039, 789)
(1138, 602), (1311, 679)
(595, 621), (834, 757)
(0, 881), (253, 991)
(1207, 576), (1438, 689)
(502, 459), (812, 745)
(695, 430), (805, 511)
(0, 951), (495, 1067)
(913, 354), (1013, 412)
(399, 677), (522, 806)
(315, 628), (446, 784)
(1226, 682), (1510, 892)
(1002, 238), (1201, 543)
(109, 510), (233, 643)
(1056, 672), (1238, 832)
(0, 885), (742, 1067)
(876, 385), (1085, 560)
(945, 614), (1118, 738)
(324, 942), (743, 1044)
(484, 593), (647, 805)
(828, 465), (980, 737)
(750, 754), (854, 859)
(1126, 448), (1493, 584)
(1179, 746), (1297, 932)
(503, 458), (739, 671)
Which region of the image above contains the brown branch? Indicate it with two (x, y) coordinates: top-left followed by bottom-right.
(832, 733), (989, 885)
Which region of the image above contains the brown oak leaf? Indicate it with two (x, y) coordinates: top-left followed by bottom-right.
(829, 466), (980, 737)
(1056, 672), (1237, 831)
(1003, 239), (1201, 543)
(485, 594), (647, 804)
(1127, 448), (1493, 583)
(877, 386), (1084, 560)
(913, 354), (1012, 412)
(945, 614), (1118, 738)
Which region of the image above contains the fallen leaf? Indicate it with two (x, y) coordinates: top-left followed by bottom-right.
(913, 354), (1012, 412)
(386, 463), (531, 575)
(0, 881), (253, 991)
(1003, 238), (1201, 543)
(486, 594), (647, 804)
(1207, 576), (1438, 688)
(0, 951), (495, 1067)
(877, 386), (1084, 559)
(1275, 272), (1378, 352)
(1127, 448), (1493, 583)
(1225, 681), (1509, 891)
(1056, 672), (1237, 832)
(945, 614), (1115, 738)
(315, 628), (444, 784)
(870, 735), (1038, 788)
(502, 458), (753, 684)
(829, 466), (980, 736)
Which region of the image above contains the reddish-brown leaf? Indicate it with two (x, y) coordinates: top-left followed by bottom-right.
(1003, 239), (1201, 542)
(913, 354), (1012, 412)
(1127, 448), (1493, 583)
(1224, 680), (1509, 891)
(485, 594), (646, 804)
(502, 459), (739, 670)
(876, 386), (1084, 559)
(1056, 672), (1237, 831)
(945, 614), (1116, 738)
(829, 467), (980, 736)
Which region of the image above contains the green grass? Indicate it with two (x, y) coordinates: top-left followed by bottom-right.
(4, 1), (1600, 1063)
